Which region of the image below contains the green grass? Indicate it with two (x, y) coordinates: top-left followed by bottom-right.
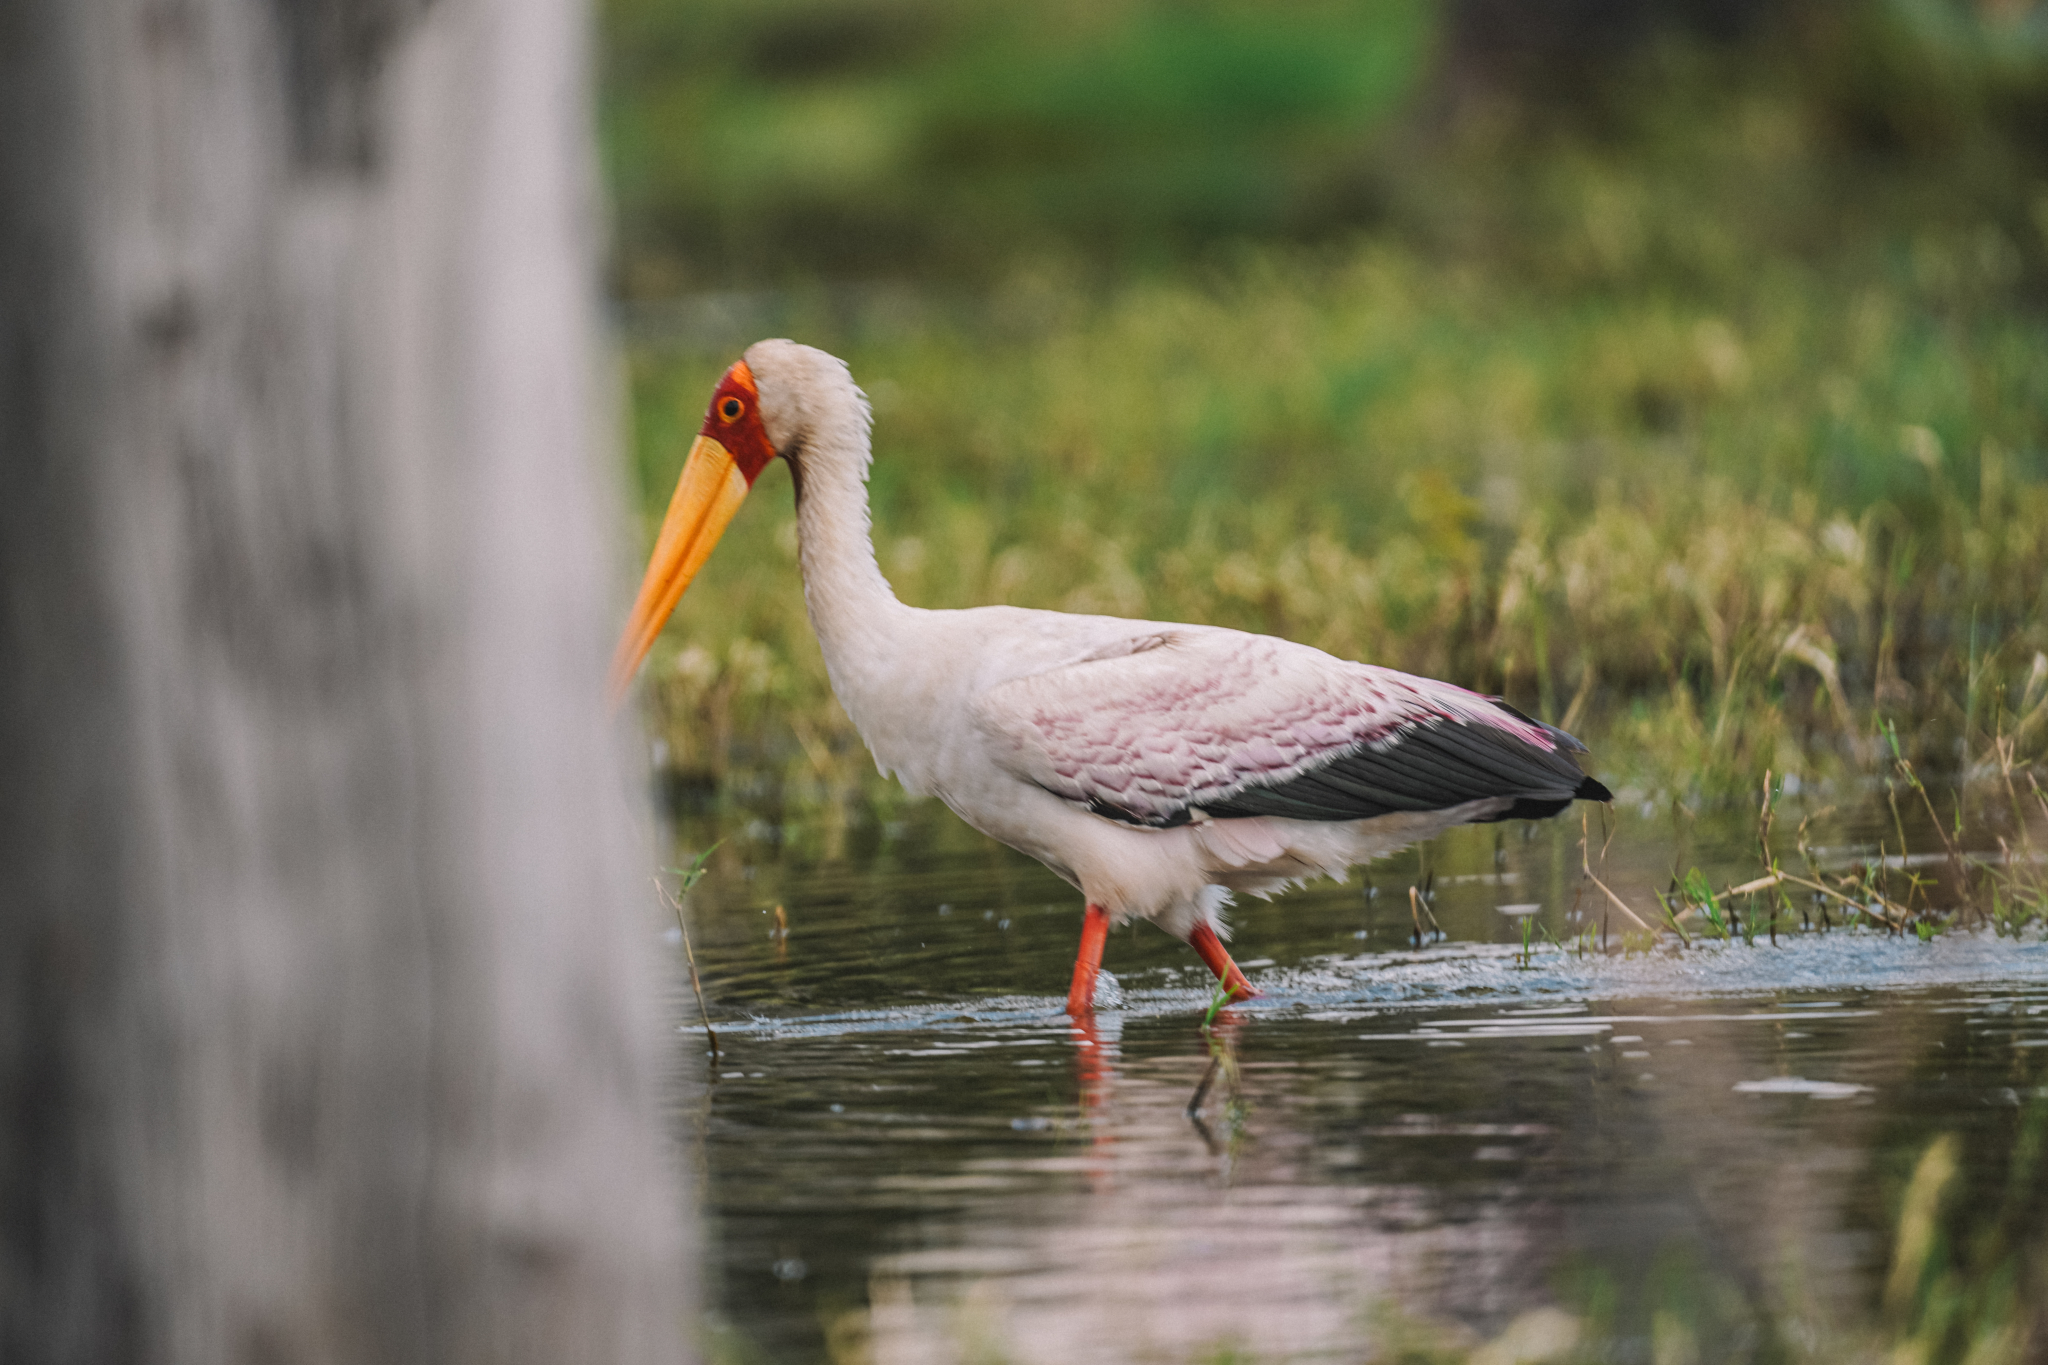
(624, 243), (2048, 815)
(613, 4), (2048, 822)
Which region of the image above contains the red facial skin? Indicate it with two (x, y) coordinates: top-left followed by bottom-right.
(704, 361), (778, 486)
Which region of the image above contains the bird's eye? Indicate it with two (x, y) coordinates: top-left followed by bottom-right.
(718, 397), (744, 422)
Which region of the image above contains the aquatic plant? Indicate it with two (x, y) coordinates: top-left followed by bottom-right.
(1589, 748), (2048, 948)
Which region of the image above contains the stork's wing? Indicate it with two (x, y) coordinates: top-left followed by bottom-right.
(973, 628), (1610, 829)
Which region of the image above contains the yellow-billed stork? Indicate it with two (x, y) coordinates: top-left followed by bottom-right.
(612, 341), (1611, 1016)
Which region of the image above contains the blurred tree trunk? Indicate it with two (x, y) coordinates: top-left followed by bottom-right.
(0, 1), (688, 1363)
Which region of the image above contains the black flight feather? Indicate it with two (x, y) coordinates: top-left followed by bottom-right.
(1087, 710), (1612, 829)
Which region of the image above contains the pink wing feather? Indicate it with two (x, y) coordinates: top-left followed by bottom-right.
(973, 627), (1565, 827)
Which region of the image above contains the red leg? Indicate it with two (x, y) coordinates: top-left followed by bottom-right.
(1187, 922), (1260, 1002)
(1066, 902), (1112, 1016)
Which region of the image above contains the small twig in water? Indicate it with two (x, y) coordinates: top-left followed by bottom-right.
(1408, 884), (1443, 945)
(1581, 810), (1663, 941)
(656, 880), (719, 1065)
(1759, 771), (1779, 946)
(1896, 752), (1972, 923)
(1699, 865), (1910, 932)
(657, 844), (722, 1065)
(1186, 1055), (1221, 1119)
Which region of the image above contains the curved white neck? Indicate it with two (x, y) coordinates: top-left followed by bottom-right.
(744, 339), (926, 750)
(789, 407), (912, 709)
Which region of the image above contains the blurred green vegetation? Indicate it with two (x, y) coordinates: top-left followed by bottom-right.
(603, 0), (2048, 817)
(602, 0), (1435, 291)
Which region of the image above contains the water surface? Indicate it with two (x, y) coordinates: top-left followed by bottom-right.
(668, 802), (2048, 1363)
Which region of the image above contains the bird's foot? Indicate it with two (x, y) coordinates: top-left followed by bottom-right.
(1188, 922), (1261, 1002)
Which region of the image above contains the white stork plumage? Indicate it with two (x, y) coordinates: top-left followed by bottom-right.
(611, 340), (1611, 1016)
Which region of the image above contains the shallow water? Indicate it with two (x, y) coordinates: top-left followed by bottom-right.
(668, 801), (2048, 1363)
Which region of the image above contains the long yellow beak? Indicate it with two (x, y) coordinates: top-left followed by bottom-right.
(608, 433), (752, 707)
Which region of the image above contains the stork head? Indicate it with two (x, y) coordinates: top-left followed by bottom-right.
(608, 340), (864, 706)
(607, 350), (778, 705)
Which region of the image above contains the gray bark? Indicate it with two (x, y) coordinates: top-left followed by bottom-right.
(0, 1), (689, 1362)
